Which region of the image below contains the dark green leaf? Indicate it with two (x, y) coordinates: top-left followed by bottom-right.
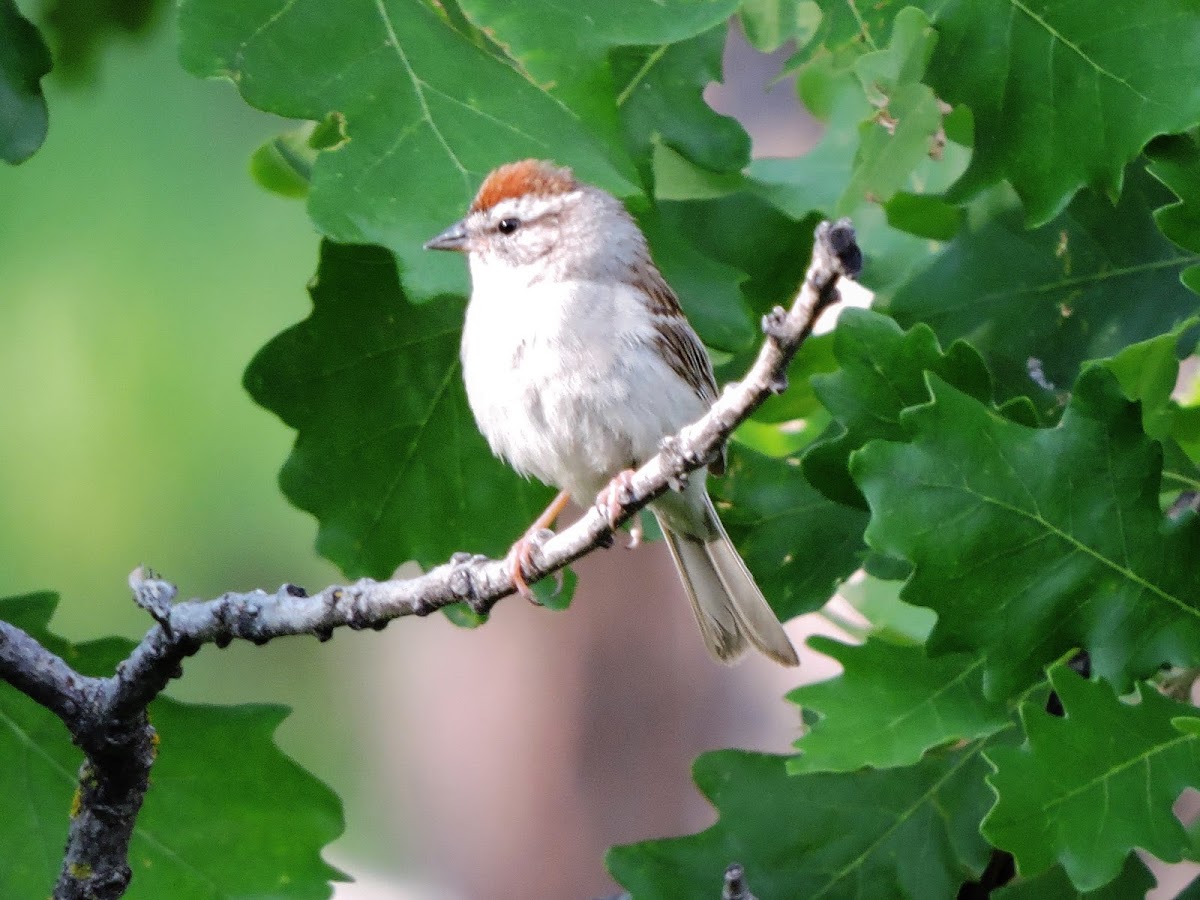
(0, 0), (51, 164)
(0, 593), (345, 898)
(802, 308), (1003, 508)
(608, 745), (993, 899)
(788, 636), (1008, 773)
(245, 241), (553, 578)
(923, 0), (1200, 224)
(888, 165), (1200, 407)
(1179, 872), (1200, 900)
(633, 201), (755, 352)
(716, 446), (867, 622)
(612, 27), (750, 187)
(852, 367), (1200, 697)
(178, 0), (633, 301)
(659, 191), (821, 321)
(984, 664), (1200, 890)
(455, 0), (740, 173)
(991, 854), (1156, 900)
(750, 333), (837, 425)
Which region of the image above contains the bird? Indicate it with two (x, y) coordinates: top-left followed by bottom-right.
(424, 159), (798, 667)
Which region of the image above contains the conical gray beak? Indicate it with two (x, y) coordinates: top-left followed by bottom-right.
(424, 220), (469, 252)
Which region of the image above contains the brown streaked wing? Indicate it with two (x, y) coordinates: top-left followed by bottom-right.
(632, 266), (718, 402)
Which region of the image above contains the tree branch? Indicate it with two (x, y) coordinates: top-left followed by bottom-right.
(0, 219), (860, 900)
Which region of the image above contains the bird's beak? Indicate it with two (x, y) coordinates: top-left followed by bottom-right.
(424, 220), (469, 252)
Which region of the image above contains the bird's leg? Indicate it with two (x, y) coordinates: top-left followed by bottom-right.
(510, 490), (571, 602)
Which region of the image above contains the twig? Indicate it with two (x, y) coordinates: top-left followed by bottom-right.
(0, 220), (860, 900)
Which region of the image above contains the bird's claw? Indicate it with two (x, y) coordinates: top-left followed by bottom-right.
(596, 469), (637, 531)
(510, 527), (555, 604)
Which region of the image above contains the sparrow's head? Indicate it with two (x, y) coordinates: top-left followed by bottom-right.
(424, 159), (644, 280)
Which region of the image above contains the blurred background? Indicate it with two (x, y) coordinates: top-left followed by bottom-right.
(5, 5), (1196, 899)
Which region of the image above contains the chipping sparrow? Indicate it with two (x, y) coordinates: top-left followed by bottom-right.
(425, 159), (798, 667)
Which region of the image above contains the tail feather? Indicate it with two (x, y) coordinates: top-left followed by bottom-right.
(654, 496), (799, 667)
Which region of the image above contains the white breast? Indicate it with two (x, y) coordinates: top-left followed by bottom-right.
(461, 267), (709, 500)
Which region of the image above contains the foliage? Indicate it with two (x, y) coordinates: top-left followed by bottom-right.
(4, 0), (1200, 896)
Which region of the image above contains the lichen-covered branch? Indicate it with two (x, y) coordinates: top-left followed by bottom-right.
(0, 220), (860, 900)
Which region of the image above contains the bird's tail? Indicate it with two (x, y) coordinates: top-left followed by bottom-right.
(654, 494), (798, 667)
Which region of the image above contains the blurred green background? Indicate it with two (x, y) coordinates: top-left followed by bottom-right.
(1, 0), (403, 876)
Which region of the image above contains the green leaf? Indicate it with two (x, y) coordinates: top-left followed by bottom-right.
(0, 0), (52, 164)
(839, 572), (936, 645)
(528, 564), (576, 612)
(178, 0), (633, 301)
(716, 446), (867, 622)
(251, 124), (318, 199)
(251, 112), (350, 199)
(748, 63), (870, 217)
(1092, 321), (1197, 442)
(802, 308), (1005, 508)
(750, 332), (837, 425)
(649, 189), (822, 360)
(455, 0), (740, 174)
(246, 241), (553, 578)
(852, 367), (1200, 698)
(0, 593), (344, 898)
(607, 745), (993, 899)
(1147, 132), (1200, 295)
(611, 26), (751, 187)
(884, 191), (963, 241)
(888, 165), (1200, 407)
(788, 636), (1009, 773)
(984, 664), (1200, 890)
(746, 62), (959, 290)
(922, 0), (1200, 225)
(842, 8), (942, 211)
(991, 854), (1156, 899)
(738, 0), (821, 54)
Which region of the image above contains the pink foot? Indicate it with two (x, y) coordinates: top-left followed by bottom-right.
(597, 469), (637, 531)
(509, 528), (554, 604)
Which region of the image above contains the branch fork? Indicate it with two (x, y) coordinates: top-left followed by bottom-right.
(0, 219), (860, 899)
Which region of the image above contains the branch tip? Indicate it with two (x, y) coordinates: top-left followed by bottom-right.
(128, 566), (177, 632)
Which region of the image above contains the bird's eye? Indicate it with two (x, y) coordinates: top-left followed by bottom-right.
(497, 217), (521, 235)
